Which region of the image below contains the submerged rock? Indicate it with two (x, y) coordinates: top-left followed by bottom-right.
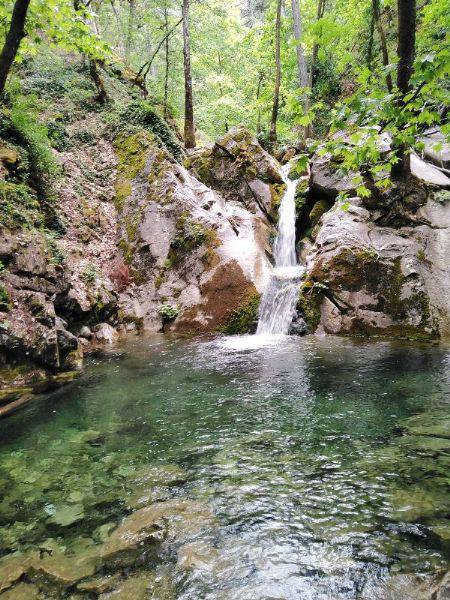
(101, 499), (216, 567)
(30, 549), (100, 589)
(99, 574), (155, 599)
(0, 582), (40, 599)
(124, 464), (188, 509)
(176, 540), (218, 572)
(0, 552), (37, 593)
(363, 573), (439, 600)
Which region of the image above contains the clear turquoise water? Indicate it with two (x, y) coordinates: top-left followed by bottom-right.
(0, 334), (449, 598)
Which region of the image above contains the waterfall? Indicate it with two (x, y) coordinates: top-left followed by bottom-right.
(256, 163), (304, 336)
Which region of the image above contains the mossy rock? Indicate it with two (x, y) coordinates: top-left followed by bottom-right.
(115, 100), (182, 161)
(219, 292), (260, 334)
(402, 413), (450, 440)
(397, 435), (450, 455)
(296, 278), (323, 331)
(270, 182), (287, 216)
(113, 130), (155, 211)
(169, 215), (218, 266)
(0, 181), (42, 229)
(0, 284), (11, 311)
(309, 199), (330, 226)
(389, 486), (450, 522)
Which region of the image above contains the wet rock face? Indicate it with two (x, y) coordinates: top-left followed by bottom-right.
(0, 231), (83, 372)
(300, 193), (450, 339)
(185, 125), (285, 220)
(115, 129), (272, 334)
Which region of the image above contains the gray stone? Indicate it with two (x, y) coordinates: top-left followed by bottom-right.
(94, 323), (119, 344)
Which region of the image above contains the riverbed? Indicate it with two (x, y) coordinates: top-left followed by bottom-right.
(0, 334), (449, 598)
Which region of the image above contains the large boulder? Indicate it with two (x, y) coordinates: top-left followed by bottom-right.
(420, 127), (450, 169)
(185, 126), (285, 220)
(299, 193), (450, 339)
(114, 130), (272, 334)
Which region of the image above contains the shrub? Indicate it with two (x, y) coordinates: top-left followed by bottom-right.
(72, 130), (95, 145)
(81, 263), (98, 285)
(112, 101), (182, 161)
(0, 286), (11, 311)
(47, 120), (72, 152)
(159, 303), (179, 322)
(0, 181), (42, 229)
(43, 230), (66, 265)
(5, 90), (61, 200)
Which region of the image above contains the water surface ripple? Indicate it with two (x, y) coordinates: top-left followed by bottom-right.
(0, 335), (449, 599)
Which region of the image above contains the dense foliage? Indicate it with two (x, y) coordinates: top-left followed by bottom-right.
(0, 0), (448, 168)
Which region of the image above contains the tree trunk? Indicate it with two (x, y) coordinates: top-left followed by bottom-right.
(125, 0), (136, 63)
(89, 58), (108, 104)
(217, 52), (228, 132)
(291, 0), (308, 89)
(309, 0), (325, 91)
(397, 0), (416, 94)
(291, 0), (311, 138)
(0, 0), (32, 97)
(393, 0), (416, 178)
(367, 4), (375, 70)
(372, 0), (393, 92)
(182, 0), (196, 148)
(269, 0), (282, 147)
(256, 72), (264, 136)
(163, 4), (170, 118)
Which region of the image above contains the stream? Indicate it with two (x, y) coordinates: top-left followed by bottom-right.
(0, 334), (449, 598)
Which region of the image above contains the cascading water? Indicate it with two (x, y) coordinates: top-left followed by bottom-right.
(256, 163), (304, 336)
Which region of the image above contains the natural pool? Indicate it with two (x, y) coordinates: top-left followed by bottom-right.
(0, 334), (449, 599)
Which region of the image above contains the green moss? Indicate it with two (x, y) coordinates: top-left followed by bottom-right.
(81, 264), (97, 285)
(0, 181), (42, 230)
(169, 215), (218, 265)
(0, 285), (11, 311)
(185, 151), (213, 185)
(118, 238), (134, 265)
(383, 258), (434, 334)
(308, 199), (330, 226)
(296, 279), (324, 331)
(125, 217), (140, 243)
(270, 182), (287, 216)
(43, 230), (66, 265)
(219, 292), (260, 334)
(113, 131), (154, 211)
(112, 101), (182, 161)
(154, 273), (165, 289)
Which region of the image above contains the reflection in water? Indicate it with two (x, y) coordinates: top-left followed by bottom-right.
(0, 334), (449, 599)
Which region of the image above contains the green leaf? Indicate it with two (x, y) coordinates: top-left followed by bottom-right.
(356, 185), (371, 198)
